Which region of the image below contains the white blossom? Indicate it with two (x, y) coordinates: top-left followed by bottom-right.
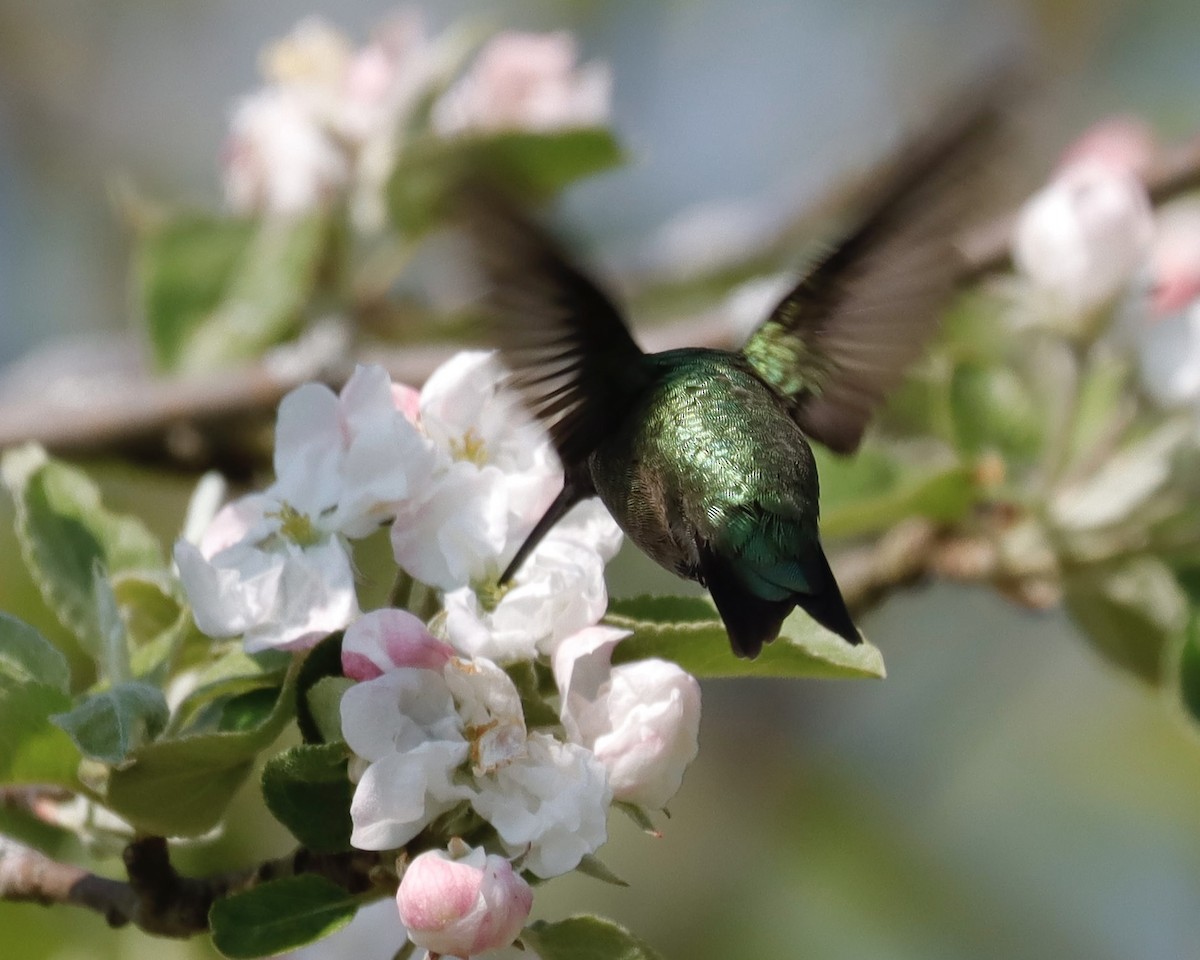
(397, 845), (533, 959)
(271, 364), (436, 538)
(554, 626), (701, 810)
(433, 30), (610, 136)
(173, 494), (359, 652)
(1012, 160), (1154, 319)
(341, 668), (472, 850)
(390, 351), (561, 591)
(443, 657), (527, 775)
(443, 514), (615, 663)
(175, 365), (434, 651)
(471, 732), (610, 878)
(223, 86), (348, 216)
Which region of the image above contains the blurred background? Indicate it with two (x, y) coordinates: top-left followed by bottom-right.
(2, 0), (1200, 957)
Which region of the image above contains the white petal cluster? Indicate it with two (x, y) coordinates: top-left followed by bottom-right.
(471, 732), (612, 878)
(554, 626), (701, 810)
(175, 365), (432, 651)
(341, 611), (611, 878)
(389, 350), (574, 594)
(1012, 160), (1154, 319)
(433, 30), (611, 136)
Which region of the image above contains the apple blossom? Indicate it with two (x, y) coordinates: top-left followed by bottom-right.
(390, 351), (562, 590)
(443, 517), (615, 663)
(433, 30), (611, 135)
(471, 732), (611, 878)
(397, 846), (533, 958)
(554, 626), (701, 810)
(223, 86), (348, 216)
(341, 667), (472, 850)
(1012, 160), (1154, 319)
(173, 494), (359, 652)
(341, 608), (454, 681)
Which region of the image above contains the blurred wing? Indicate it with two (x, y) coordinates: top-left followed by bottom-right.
(741, 74), (1018, 454)
(458, 185), (651, 467)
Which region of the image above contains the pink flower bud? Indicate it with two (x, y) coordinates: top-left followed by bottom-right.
(1058, 116), (1156, 178)
(342, 609), (454, 680)
(1012, 161), (1154, 316)
(397, 847), (532, 957)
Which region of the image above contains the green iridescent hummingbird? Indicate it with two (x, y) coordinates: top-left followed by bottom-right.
(460, 86), (1008, 659)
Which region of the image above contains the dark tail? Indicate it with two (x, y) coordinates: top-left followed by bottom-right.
(794, 546), (861, 646)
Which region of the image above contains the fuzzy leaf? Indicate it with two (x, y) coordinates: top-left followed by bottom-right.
(51, 682), (169, 765)
(0, 674), (81, 788)
(138, 214), (327, 373)
(0, 612), (70, 691)
(261, 742), (354, 853)
(104, 658), (300, 836)
(605, 595), (885, 679)
(305, 676), (352, 745)
(522, 915), (666, 960)
(296, 631), (345, 744)
(209, 875), (360, 959)
(2, 446), (163, 648)
(1062, 557), (1186, 685)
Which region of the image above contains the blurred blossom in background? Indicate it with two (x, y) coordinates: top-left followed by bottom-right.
(3, 1), (1200, 959)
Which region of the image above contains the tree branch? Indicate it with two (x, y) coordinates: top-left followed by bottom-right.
(0, 833), (385, 938)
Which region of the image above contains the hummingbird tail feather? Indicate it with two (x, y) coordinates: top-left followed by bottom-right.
(699, 546), (794, 659)
(795, 547), (861, 645)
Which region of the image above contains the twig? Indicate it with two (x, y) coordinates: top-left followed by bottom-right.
(0, 834), (384, 938)
(2, 136), (1199, 463)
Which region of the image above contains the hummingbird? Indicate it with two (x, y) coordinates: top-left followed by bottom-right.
(459, 83), (1009, 658)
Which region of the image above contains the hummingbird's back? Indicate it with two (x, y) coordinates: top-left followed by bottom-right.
(588, 348), (822, 584)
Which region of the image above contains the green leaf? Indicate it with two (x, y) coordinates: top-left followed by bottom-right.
(0, 674), (81, 788)
(388, 128), (624, 235)
(2, 446), (164, 648)
(296, 632), (345, 744)
(113, 574), (193, 682)
(51, 681), (169, 765)
(0, 612), (70, 691)
(138, 214), (328, 373)
(950, 361), (1041, 460)
(575, 854), (629, 887)
(305, 676), (352, 744)
(92, 565), (131, 685)
(522, 915), (666, 960)
(169, 646), (289, 735)
(814, 448), (975, 540)
(104, 657), (300, 836)
(209, 875), (360, 959)
(261, 742), (354, 853)
(606, 595), (885, 679)
(1062, 557), (1187, 685)
(1179, 607), (1200, 724)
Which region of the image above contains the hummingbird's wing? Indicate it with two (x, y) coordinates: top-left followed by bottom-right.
(740, 78), (1014, 454)
(457, 185), (651, 467)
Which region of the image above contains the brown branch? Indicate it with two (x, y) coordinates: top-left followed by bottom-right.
(2, 135), (1199, 464)
(834, 511), (1063, 617)
(0, 833), (385, 938)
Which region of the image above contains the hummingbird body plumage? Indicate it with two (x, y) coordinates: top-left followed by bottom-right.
(585, 348), (855, 656)
(461, 77), (1012, 657)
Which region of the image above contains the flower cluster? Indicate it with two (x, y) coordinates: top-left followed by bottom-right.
(223, 13), (611, 230)
(1009, 117), (1200, 413)
(175, 351), (701, 958)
